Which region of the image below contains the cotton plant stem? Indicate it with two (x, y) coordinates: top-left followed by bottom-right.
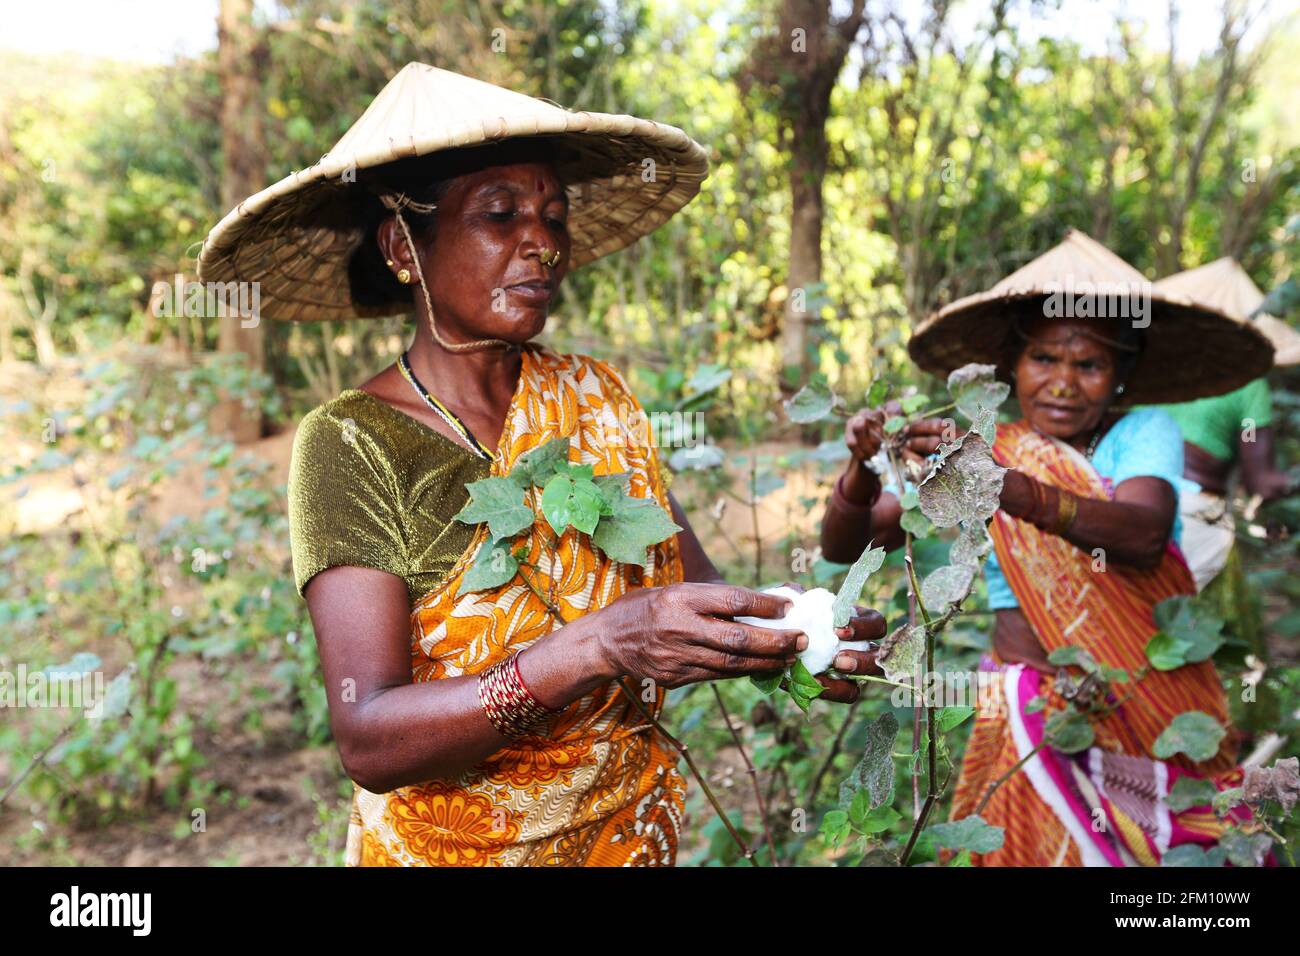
(899, 551), (939, 867)
(886, 444), (924, 824)
(516, 561), (758, 865)
(711, 684), (779, 866)
(618, 677), (758, 865)
(804, 696), (860, 810)
(0, 719), (78, 808)
(975, 738), (1048, 816)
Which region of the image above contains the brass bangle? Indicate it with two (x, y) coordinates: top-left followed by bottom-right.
(1052, 489), (1079, 536)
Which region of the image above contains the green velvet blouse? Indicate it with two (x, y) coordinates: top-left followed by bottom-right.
(287, 389), (491, 604)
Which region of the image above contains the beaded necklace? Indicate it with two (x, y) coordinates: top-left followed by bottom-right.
(397, 351), (495, 461)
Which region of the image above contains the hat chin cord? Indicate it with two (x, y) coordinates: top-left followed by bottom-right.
(382, 193), (517, 355)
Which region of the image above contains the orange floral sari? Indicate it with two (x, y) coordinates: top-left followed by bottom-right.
(346, 343), (686, 866)
(948, 421), (1245, 866)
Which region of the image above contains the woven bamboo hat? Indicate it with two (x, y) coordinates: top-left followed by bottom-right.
(907, 229), (1275, 403)
(1154, 257), (1300, 367)
(196, 62), (709, 322)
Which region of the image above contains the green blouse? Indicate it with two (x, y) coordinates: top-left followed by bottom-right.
(287, 389), (491, 604)
(1146, 377), (1274, 463)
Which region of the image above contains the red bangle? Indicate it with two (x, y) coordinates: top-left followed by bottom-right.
(833, 469), (881, 514)
(478, 653), (557, 739)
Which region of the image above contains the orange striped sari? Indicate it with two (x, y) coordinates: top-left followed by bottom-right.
(346, 343), (686, 866)
(948, 420), (1245, 866)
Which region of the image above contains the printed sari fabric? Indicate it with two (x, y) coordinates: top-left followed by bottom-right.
(948, 420), (1249, 866)
(346, 343), (687, 867)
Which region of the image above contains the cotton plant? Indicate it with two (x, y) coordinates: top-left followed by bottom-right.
(782, 363), (1014, 862)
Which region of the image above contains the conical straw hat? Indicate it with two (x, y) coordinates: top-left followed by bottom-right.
(196, 62), (709, 322)
(1154, 257), (1300, 367)
(907, 229), (1274, 403)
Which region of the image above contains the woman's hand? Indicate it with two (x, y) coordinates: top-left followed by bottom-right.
(772, 580), (886, 704)
(845, 402), (897, 465)
(823, 604), (886, 702)
(594, 583), (807, 690)
(899, 417), (958, 467)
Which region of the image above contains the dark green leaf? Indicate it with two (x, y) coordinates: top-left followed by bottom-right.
(455, 477), (534, 539)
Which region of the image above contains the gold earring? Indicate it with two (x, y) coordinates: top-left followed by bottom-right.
(386, 259), (394, 267)
(397, 268), (412, 284)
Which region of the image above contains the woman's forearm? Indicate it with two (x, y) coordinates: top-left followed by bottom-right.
(1000, 470), (1173, 568)
(821, 464), (904, 560)
(339, 612), (613, 792)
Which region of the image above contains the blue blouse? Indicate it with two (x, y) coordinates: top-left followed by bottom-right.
(886, 409), (1189, 609)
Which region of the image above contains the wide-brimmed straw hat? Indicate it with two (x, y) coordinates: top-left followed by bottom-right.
(1154, 257), (1300, 367)
(907, 229), (1275, 404)
(196, 62), (709, 322)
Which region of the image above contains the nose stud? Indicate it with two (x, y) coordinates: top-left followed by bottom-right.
(539, 248), (562, 268)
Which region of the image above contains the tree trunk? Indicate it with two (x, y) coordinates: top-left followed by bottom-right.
(784, 115), (827, 388)
(767, 0), (865, 396)
(212, 0), (267, 443)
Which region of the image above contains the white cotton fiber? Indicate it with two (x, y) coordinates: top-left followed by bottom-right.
(736, 586), (873, 675)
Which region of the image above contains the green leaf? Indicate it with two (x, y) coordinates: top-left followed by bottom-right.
(455, 477), (535, 539)
(590, 491), (682, 567)
(509, 436), (571, 488)
(947, 363), (1010, 420)
(926, 815), (1005, 853)
(866, 380), (889, 406)
(457, 537), (520, 594)
(900, 393), (929, 415)
(883, 415), (907, 435)
(683, 363), (731, 398)
(1023, 695), (1046, 714)
(784, 382), (836, 423)
(917, 432), (1007, 528)
(747, 468), (785, 500)
(820, 809), (851, 848)
(1162, 844), (1227, 867)
(899, 508), (933, 538)
(838, 712), (899, 811)
(1047, 646), (1100, 673)
(788, 659), (825, 713)
(1045, 709), (1095, 754)
(832, 544), (887, 627)
(849, 791), (901, 834)
(669, 444), (725, 471)
(750, 672), (784, 695)
(593, 471), (631, 505)
(899, 489), (919, 510)
(1153, 711), (1226, 763)
(1152, 596), (1226, 664)
(1165, 776), (1219, 812)
(937, 706), (975, 733)
(1145, 631), (1194, 671)
(540, 472), (603, 536)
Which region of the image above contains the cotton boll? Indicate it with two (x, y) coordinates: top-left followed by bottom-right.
(737, 586), (872, 675)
